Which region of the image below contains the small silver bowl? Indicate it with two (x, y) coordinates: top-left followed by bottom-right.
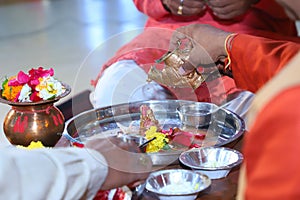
(145, 169), (211, 200)
(177, 102), (218, 128)
(179, 147), (243, 179)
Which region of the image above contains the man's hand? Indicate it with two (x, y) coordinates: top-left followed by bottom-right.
(170, 24), (231, 74)
(207, 0), (259, 19)
(86, 136), (152, 190)
(162, 0), (206, 16)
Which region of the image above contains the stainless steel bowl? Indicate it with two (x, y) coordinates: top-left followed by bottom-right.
(145, 169), (211, 200)
(177, 102), (218, 128)
(179, 147), (243, 179)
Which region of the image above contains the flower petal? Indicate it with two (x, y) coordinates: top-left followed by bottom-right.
(17, 71), (30, 84)
(30, 91), (42, 102)
(29, 67), (54, 79)
(8, 78), (20, 86)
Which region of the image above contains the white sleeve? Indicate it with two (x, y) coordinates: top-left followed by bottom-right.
(0, 147), (108, 200)
(90, 60), (172, 108)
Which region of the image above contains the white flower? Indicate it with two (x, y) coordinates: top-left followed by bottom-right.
(36, 76), (65, 100)
(18, 84), (32, 102)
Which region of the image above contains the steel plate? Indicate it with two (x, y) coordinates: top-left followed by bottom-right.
(64, 100), (245, 166)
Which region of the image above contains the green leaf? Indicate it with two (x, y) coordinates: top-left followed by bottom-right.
(1, 78), (8, 97)
(1, 78), (8, 89)
(163, 144), (171, 150)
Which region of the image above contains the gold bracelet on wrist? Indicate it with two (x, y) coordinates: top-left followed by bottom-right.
(224, 33), (238, 71)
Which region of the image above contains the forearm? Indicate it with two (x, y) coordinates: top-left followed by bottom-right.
(0, 147), (107, 199)
(230, 34), (300, 92)
(133, 0), (170, 19)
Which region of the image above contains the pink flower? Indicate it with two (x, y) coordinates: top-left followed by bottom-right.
(29, 67), (54, 77)
(8, 67), (54, 88)
(29, 67), (54, 86)
(8, 71), (29, 86)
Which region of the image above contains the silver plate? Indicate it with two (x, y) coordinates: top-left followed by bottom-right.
(65, 100), (245, 166)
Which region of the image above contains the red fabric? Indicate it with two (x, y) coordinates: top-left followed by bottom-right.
(244, 86), (300, 199)
(91, 0), (298, 104)
(134, 0), (296, 35)
(230, 34), (300, 93)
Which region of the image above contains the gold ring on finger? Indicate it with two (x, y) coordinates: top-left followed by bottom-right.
(177, 0), (184, 15)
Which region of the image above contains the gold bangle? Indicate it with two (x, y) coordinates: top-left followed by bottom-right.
(224, 33), (237, 71)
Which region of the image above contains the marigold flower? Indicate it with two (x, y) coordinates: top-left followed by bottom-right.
(17, 141), (45, 149)
(145, 126), (169, 153)
(1, 77), (23, 102)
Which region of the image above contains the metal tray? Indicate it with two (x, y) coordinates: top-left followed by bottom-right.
(64, 100), (245, 166)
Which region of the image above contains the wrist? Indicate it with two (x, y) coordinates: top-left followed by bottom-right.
(223, 33), (238, 72)
(225, 33), (237, 54)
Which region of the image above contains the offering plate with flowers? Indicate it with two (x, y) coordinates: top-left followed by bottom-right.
(0, 67), (71, 147)
(64, 99), (245, 166)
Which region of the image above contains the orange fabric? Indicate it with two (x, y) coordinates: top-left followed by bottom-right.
(230, 34), (300, 92)
(91, 0), (298, 104)
(244, 86), (300, 199)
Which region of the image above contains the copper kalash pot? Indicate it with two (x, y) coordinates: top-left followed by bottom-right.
(0, 84), (70, 147)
